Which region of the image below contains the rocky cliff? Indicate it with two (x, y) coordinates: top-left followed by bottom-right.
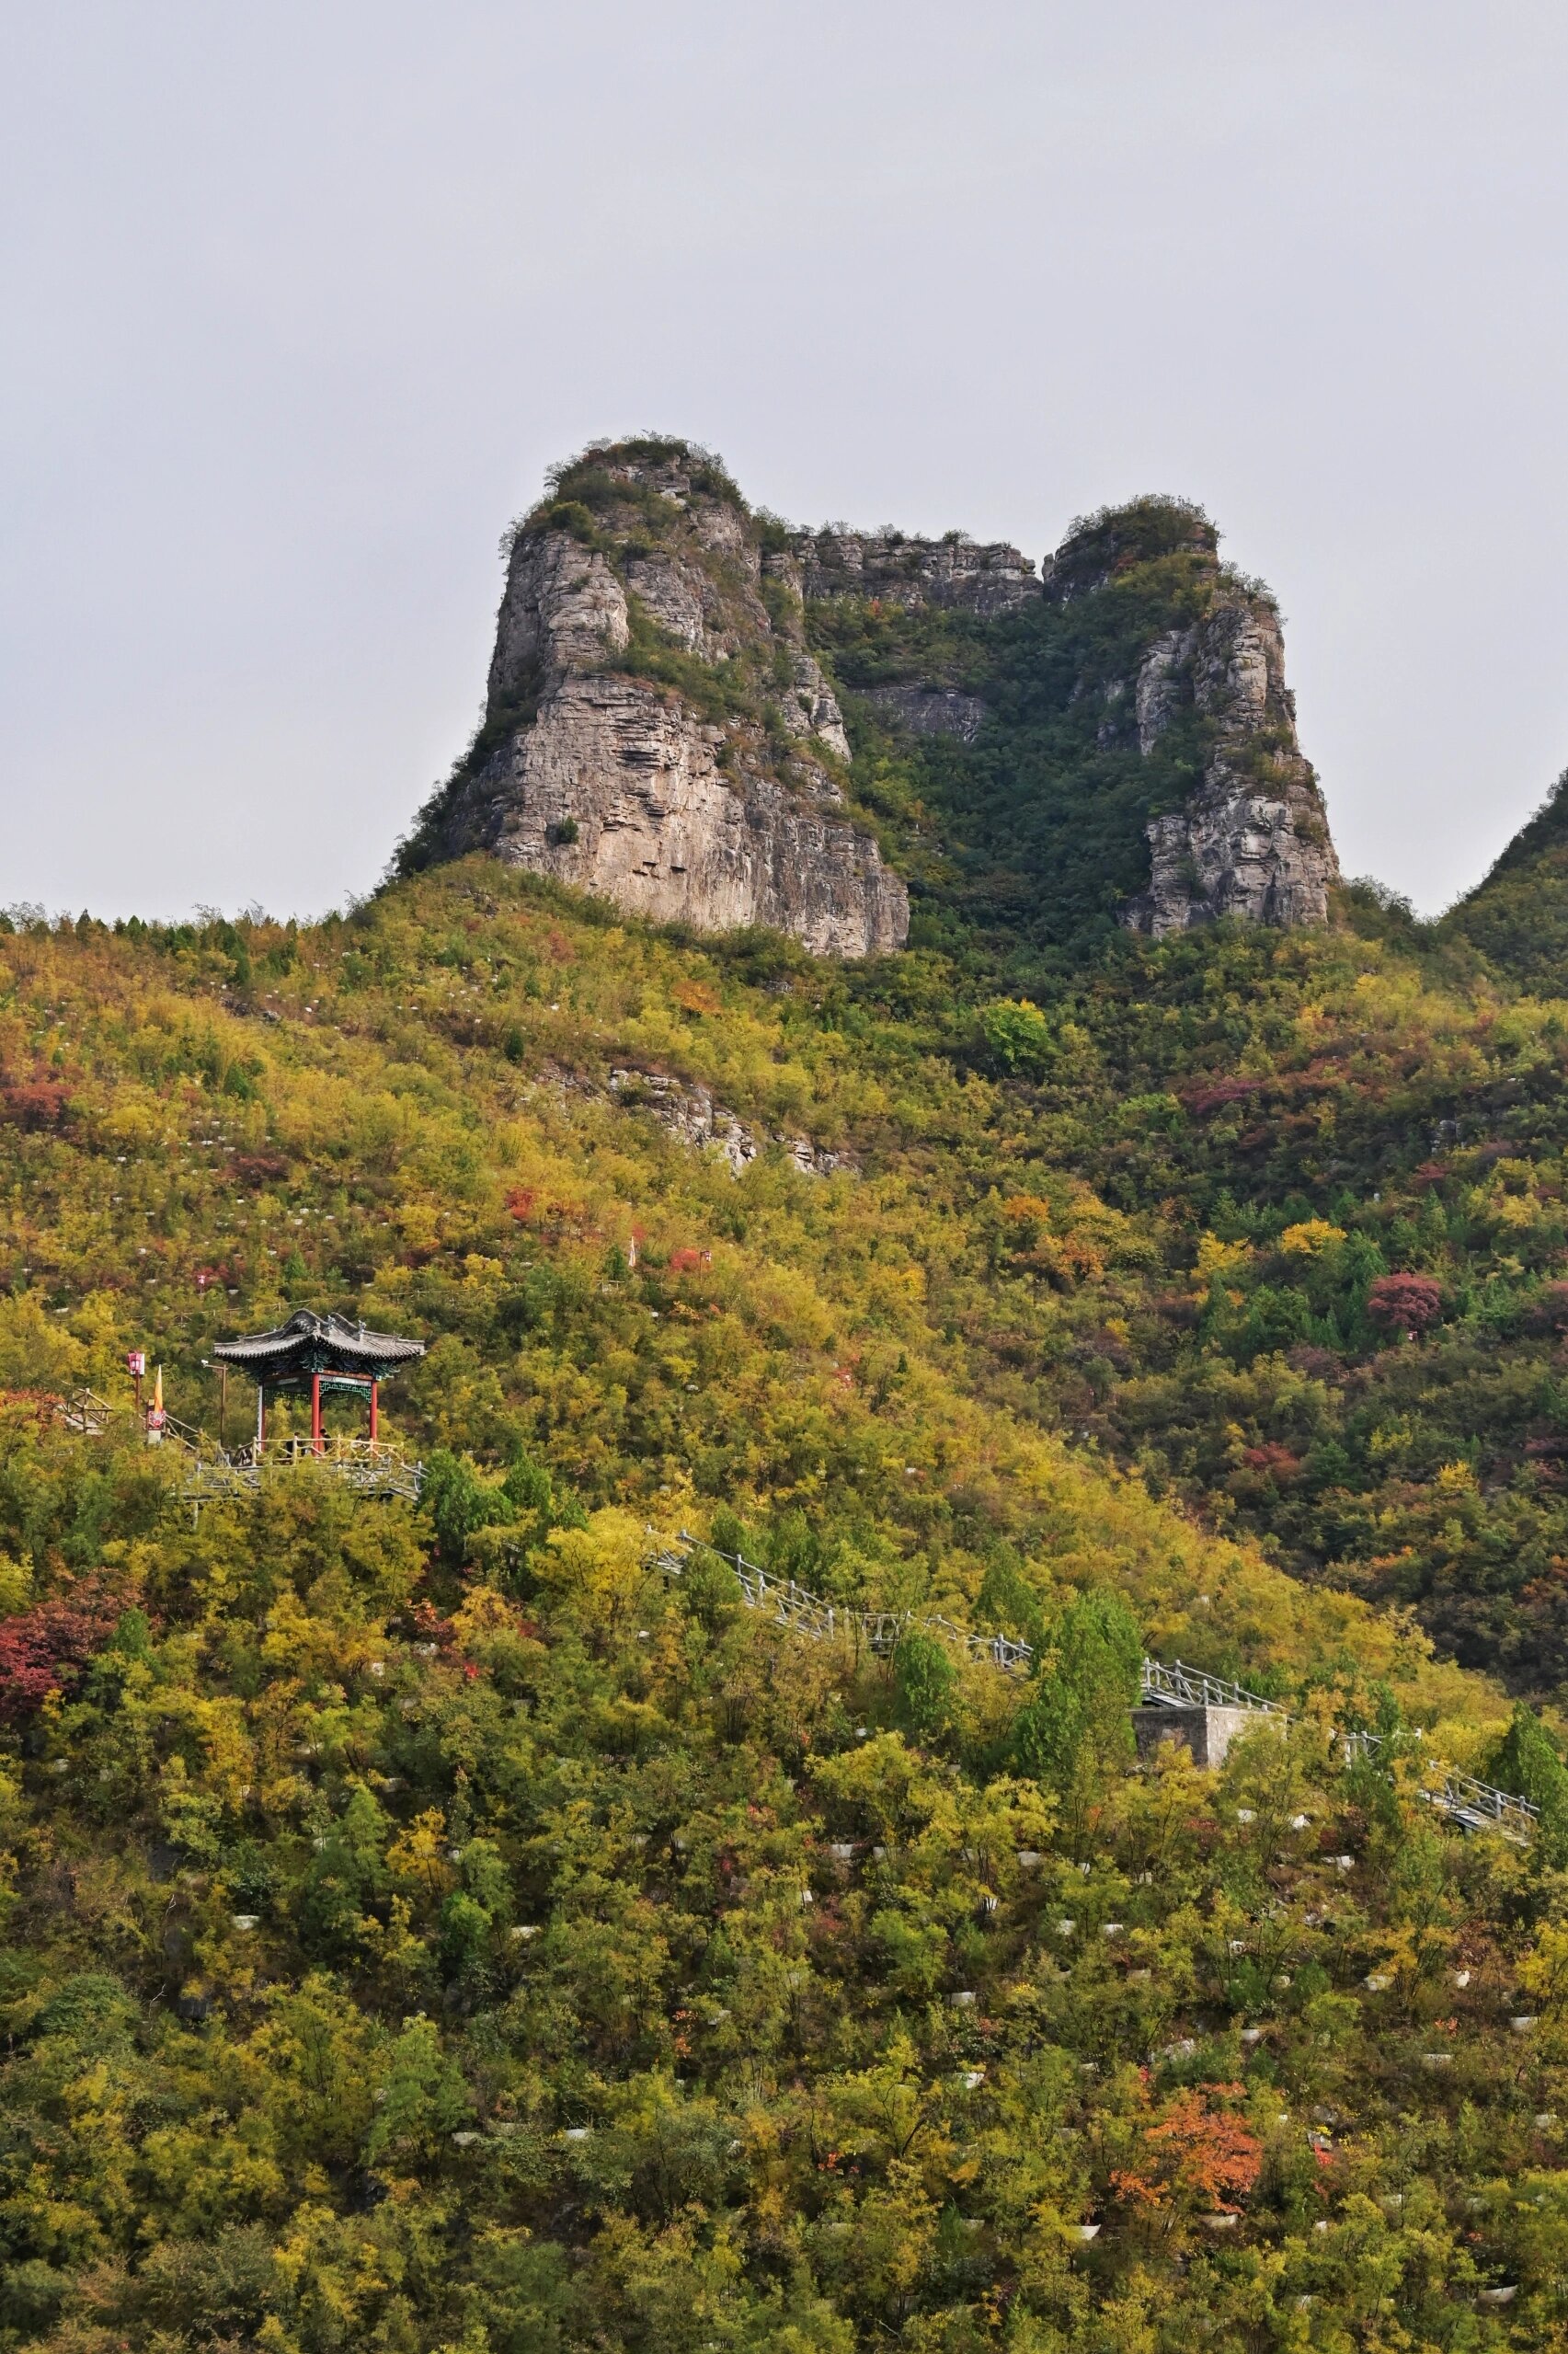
(805, 491), (1339, 945)
(793, 527), (1038, 617)
(402, 445), (1337, 955)
(1115, 584), (1338, 937)
(406, 442), (909, 959)
(1051, 503), (1336, 936)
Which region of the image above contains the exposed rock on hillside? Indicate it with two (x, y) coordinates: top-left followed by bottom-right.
(856, 683), (988, 743)
(1029, 501), (1336, 936)
(1119, 589), (1338, 936)
(411, 445), (908, 960)
(404, 446), (1337, 952)
(803, 491), (1338, 942)
(793, 528), (1037, 615)
(532, 1060), (854, 1179)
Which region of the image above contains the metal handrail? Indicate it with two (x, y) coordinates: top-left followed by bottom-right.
(660, 1534), (1539, 1838)
(1140, 1656), (1288, 1717)
(661, 1536), (1036, 1671)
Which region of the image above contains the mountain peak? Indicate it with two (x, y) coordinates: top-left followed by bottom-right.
(395, 447), (1339, 955)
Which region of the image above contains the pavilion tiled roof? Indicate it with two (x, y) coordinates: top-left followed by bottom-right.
(211, 1311), (425, 1376)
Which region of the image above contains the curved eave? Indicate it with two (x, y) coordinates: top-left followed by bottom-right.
(212, 1321), (426, 1377)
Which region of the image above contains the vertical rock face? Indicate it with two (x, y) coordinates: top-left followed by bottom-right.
(1118, 593), (1338, 936)
(1041, 503), (1338, 938)
(792, 528), (1038, 616)
(420, 443), (908, 959)
(404, 445), (1338, 952)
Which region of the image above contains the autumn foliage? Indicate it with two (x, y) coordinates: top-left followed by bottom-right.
(1366, 1271), (1446, 1335)
(1113, 2086), (1265, 2214)
(0, 1578), (127, 1723)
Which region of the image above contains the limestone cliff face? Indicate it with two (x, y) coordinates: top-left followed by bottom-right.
(1038, 501), (1337, 937)
(797, 493), (1337, 940)
(1117, 591), (1338, 936)
(409, 446), (1337, 952)
(423, 447), (907, 959)
(793, 528), (1037, 617)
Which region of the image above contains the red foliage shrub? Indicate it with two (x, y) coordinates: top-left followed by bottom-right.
(668, 1246), (713, 1275)
(1182, 1076), (1267, 1120)
(0, 1579), (127, 1725)
(2, 1080), (70, 1131)
(1242, 1443), (1304, 1479)
(408, 1599), (456, 1649)
(0, 1390), (63, 1431)
(193, 1264), (244, 1292)
(1367, 1272), (1446, 1335)
(232, 1153), (288, 1188)
(1112, 2086), (1264, 2211)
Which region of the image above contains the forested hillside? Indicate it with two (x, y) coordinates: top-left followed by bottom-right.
(1442, 766), (1568, 992)
(8, 860), (1568, 2348)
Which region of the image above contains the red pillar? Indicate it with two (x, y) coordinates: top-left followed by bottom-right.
(312, 1372), (323, 1453)
(369, 1380), (378, 1444)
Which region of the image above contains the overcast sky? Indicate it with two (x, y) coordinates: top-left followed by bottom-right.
(5, 2), (1567, 922)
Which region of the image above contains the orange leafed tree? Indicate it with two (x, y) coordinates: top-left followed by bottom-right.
(1113, 2088), (1264, 2213)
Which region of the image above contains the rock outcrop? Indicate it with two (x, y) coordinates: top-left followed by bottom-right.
(1036, 499), (1337, 937)
(534, 1060), (855, 1179)
(856, 683), (988, 744)
(406, 447), (1337, 952)
(1117, 591), (1338, 936)
(793, 529), (1037, 616)
(418, 444), (908, 959)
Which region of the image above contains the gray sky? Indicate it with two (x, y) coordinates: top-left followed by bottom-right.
(5, 1), (1568, 923)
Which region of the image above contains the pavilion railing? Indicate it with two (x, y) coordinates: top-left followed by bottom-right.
(44, 1375), (423, 1503)
(180, 1433), (423, 1503)
(57, 1387), (114, 1436)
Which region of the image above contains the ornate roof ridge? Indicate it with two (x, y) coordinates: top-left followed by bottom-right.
(212, 1310), (425, 1368)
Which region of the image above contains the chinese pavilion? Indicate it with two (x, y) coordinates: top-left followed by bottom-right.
(212, 1311), (425, 1452)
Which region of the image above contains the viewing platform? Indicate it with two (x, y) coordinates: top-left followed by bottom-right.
(180, 1432), (422, 1503)
(48, 1310), (428, 1510)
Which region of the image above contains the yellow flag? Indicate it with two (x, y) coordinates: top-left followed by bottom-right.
(154, 1364), (163, 1411)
